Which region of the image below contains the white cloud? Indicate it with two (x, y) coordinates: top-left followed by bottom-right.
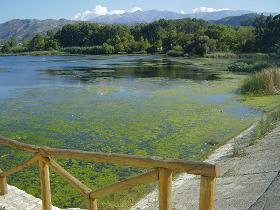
(128, 7), (142, 13)
(192, 7), (231, 14)
(73, 5), (142, 20)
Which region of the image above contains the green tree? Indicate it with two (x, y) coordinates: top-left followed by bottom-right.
(205, 25), (238, 51)
(255, 14), (280, 52)
(44, 31), (60, 50)
(28, 34), (45, 51)
(136, 37), (151, 52)
(237, 27), (255, 52)
(191, 35), (216, 56)
(0, 36), (17, 53)
(101, 43), (114, 54)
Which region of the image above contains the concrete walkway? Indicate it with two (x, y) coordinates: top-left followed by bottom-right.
(132, 122), (280, 210)
(248, 171), (280, 210)
(0, 185), (60, 210)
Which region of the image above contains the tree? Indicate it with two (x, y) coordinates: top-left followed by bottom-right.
(136, 37), (151, 52)
(44, 31), (60, 50)
(237, 27), (255, 52)
(0, 36), (17, 53)
(101, 43), (114, 54)
(191, 35), (216, 56)
(255, 14), (280, 52)
(205, 25), (238, 52)
(28, 34), (45, 51)
(162, 30), (177, 52)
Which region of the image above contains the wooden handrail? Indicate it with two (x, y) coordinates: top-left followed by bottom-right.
(0, 135), (219, 177)
(90, 170), (159, 199)
(0, 135), (220, 210)
(0, 154), (40, 177)
(40, 156), (92, 198)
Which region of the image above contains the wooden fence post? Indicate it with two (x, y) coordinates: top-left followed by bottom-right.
(0, 171), (8, 195)
(199, 176), (216, 210)
(159, 168), (172, 210)
(39, 160), (52, 210)
(88, 197), (98, 210)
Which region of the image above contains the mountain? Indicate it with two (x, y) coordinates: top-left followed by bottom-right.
(0, 9), (275, 43)
(209, 13), (260, 26)
(90, 10), (186, 24)
(89, 9), (253, 24)
(189, 10), (253, 21)
(0, 19), (74, 43)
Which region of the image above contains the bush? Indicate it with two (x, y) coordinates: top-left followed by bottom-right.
(228, 62), (270, 73)
(166, 45), (184, 57)
(228, 62), (250, 72)
(240, 67), (280, 95)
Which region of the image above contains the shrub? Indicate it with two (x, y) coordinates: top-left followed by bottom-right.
(228, 62), (250, 72)
(228, 62), (270, 73)
(166, 45), (184, 57)
(240, 67), (280, 95)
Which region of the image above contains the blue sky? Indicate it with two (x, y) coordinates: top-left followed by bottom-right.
(0, 0), (280, 23)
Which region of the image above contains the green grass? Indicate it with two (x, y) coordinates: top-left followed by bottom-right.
(240, 67), (280, 95)
(249, 106), (280, 145)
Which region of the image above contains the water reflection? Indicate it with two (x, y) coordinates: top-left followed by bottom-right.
(43, 56), (220, 82)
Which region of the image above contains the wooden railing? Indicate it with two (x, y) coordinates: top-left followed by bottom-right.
(0, 135), (220, 210)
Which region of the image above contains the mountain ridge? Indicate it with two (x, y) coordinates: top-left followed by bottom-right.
(0, 9), (276, 43)
(88, 9), (253, 24)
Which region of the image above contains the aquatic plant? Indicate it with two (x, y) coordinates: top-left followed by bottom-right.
(240, 67), (280, 95)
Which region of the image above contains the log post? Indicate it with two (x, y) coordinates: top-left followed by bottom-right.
(39, 160), (52, 210)
(0, 169), (8, 195)
(159, 168), (172, 210)
(88, 197), (98, 210)
(199, 176), (216, 210)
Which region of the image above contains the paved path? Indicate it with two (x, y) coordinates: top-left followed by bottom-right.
(0, 185), (60, 210)
(248, 171), (280, 210)
(132, 122), (280, 210)
(0, 185), (82, 210)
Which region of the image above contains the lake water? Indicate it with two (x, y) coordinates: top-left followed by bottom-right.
(0, 55), (260, 208)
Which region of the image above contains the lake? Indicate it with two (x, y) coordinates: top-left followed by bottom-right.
(0, 55), (260, 208)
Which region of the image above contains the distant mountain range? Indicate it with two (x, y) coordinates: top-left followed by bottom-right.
(89, 9), (253, 24)
(0, 9), (276, 43)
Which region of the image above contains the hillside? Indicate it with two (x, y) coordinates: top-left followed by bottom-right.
(0, 19), (74, 43)
(210, 13), (260, 26)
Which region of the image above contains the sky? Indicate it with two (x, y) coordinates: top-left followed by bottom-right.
(0, 0), (280, 23)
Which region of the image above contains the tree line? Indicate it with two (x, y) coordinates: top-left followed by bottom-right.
(1, 14), (280, 56)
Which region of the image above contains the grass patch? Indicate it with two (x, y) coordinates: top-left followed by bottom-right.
(233, 141), (247, 157)
(240, 67), (280, 95)
(249, 107), (280, 145)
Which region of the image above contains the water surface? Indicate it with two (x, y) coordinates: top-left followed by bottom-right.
(0, 55), (260, 208)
